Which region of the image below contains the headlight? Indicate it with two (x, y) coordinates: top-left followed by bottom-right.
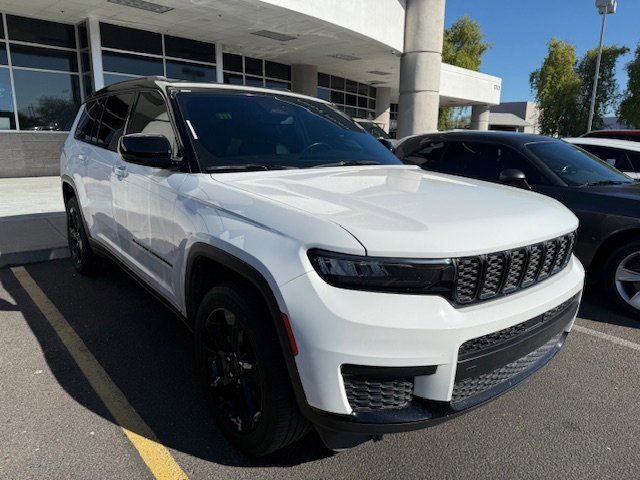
(307, 249), (455, 294)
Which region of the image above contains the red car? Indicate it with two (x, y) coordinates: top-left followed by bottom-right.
(582, 130), (640, 142)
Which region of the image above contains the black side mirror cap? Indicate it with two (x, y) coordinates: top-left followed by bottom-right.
(118, 133), (175, 169)
(499, 169), (531, 190)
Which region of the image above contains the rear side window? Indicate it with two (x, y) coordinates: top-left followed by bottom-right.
(127, 91), (177, 154)
(578, 144), (632, 171)
(403, 140), (448, 169)
(74, 100), (101, 143)
(625, 151), (640, 172)
(439, 141), (546, 184)
(95, 93), (134, 151)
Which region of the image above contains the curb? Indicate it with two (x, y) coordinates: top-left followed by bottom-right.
(0, 211), (69, 269)
(0, 246), (70, 269)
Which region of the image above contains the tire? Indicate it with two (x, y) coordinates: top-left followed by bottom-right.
(65, 196), (100, 275)
(602, 239), (640, 318)
(195, 281), (309, 456)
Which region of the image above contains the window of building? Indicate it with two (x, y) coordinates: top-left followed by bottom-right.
(0, 67), (15, 129)
(222, 53), (291, 90)
(0, 13), (83, 131)
(99, 22), (217, 87)
(317, 73), (376, 120)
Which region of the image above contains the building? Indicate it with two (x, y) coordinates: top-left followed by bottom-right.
(0, 0), (502, 177)
(489, 101), (539, 133)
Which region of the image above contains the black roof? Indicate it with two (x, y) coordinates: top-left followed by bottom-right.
(423, 130), (557, 146)
(88, 76), (169, 101)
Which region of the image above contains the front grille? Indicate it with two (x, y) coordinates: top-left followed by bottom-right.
(451, 332), (562, 406)
(453, 231), (576, 305)
(342, 374), (413, 412)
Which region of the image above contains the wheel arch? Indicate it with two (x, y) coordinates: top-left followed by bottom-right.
(588, 227), (640, 280)
(184, 242), (311, 412)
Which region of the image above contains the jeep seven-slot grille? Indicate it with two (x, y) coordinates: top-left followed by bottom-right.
(454, 232), (576, 305)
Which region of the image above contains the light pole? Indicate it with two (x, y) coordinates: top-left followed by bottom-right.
(587, 0), (617, 133)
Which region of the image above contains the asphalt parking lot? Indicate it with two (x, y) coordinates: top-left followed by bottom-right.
(1, 259), (639, 480)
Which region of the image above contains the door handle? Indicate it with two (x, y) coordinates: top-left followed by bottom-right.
(78, 154), (87, 163)
(114, 165), (127, 178)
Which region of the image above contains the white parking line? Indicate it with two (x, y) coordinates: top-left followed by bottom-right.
(574, 322), (640, 353)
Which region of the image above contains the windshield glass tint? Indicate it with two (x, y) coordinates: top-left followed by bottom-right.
(175, 90), (401, 170)
(526, 141), (633, 186)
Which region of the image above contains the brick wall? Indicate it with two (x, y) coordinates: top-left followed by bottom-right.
(0, 132), (67, 178)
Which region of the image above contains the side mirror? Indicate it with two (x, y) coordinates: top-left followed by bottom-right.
(499, 169), (531, 190)
(378, 138), (396, 153)
(118, 133), (174, 168)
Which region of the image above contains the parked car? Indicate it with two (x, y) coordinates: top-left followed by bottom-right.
(354, 118), (391, 139)
(395, 131), (640, 317)
(61, 78), (584, 455)
(564, 137), (640, 179)
(581, 129), (640, 142)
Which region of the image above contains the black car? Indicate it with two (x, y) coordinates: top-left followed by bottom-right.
(395, 131), (640, 317)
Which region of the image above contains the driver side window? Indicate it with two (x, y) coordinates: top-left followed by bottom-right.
(127, 91), (178, 156)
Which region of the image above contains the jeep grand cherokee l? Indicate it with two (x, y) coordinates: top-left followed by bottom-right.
(61, 77), (584, 455)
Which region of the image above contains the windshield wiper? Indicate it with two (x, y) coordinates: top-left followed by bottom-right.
(580, 180), (628, 187)
(310, 160), (382, 169)
(207, 164), (298, 173)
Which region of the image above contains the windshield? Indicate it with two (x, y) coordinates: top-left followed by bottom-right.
(357, 120), (390, 139)
(175, 90), (401, 171)
(526, 140), (633, 186)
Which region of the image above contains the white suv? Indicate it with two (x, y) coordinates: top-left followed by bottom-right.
(61, 77), (585, 455)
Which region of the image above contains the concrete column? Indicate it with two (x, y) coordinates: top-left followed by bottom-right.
(87, 17), (104, 90)
(374, 87), (391, 133)
(397, 0), (446, 138)
(215, 43), (224, 83)
(470, 104), (491, 130)
(291, 64), (318, 97)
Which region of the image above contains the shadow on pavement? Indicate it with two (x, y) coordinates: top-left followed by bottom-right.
(578, 282), (638, 329)
(0, 260), (331, 469)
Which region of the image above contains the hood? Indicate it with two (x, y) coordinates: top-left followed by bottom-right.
(212, 166), (578, 258)
(581, 181), (640, 201)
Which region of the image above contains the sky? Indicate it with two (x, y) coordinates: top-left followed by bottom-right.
(444, 0), (640, 104)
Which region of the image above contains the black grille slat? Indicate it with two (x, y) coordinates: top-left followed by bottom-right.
(522, 244), (544, 287)
(453, 232), (576, 306)
(537, 240), (557, 281)
(455, 258), (481, 303)
(343, 374), (413, 412)
(479, 253), (506, 299)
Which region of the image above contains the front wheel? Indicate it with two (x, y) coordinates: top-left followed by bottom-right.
(603, 240), (640, 318)
(195, 282), (309, 456)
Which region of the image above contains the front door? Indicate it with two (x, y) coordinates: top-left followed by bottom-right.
(112, 90), (185, 302)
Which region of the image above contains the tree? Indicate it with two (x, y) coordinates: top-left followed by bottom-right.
(439, 16), (490, 130)
(442, 15), (491, 71)
(619, 44), (640, 128)
(575, 44), (628, 131)
(530, 39), (581, 136)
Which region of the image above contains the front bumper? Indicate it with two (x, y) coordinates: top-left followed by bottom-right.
(280, 256), (584, 432)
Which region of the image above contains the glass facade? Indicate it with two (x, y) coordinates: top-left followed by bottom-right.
(0, 13), (383, 132)
(100, 22), (217, 86)
(222, 52), (291, 90)
(0, 13), (82, 130)
(317, 72), (376, 120)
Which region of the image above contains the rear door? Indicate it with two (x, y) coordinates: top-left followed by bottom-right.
(84, 93), (135, 250)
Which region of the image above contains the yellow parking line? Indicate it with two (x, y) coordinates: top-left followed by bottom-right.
(10, 266), (189, 480)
